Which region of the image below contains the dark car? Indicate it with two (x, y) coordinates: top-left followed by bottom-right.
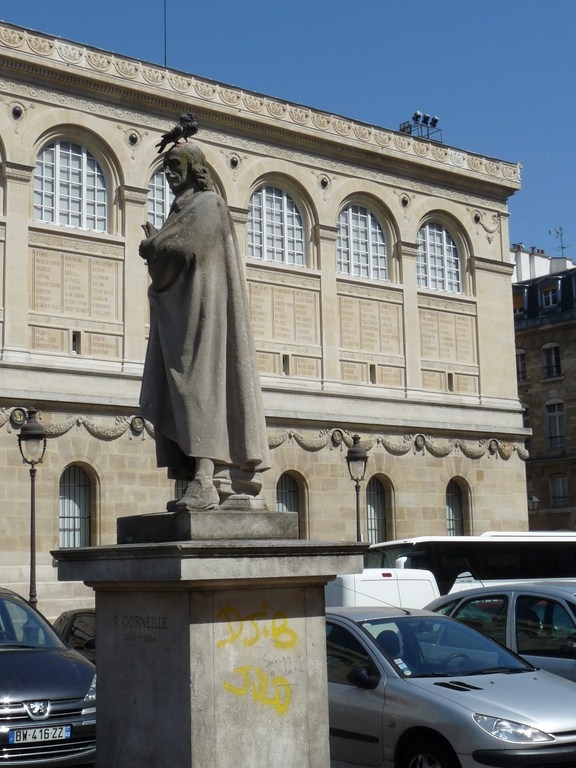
(0, 588), (95, 766)
(52, 609), (95, 664)
(425, 581), (576, 682)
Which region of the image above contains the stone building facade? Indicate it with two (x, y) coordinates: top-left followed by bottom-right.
(0, 22), (528, 616)
(513, 265), (576, 530)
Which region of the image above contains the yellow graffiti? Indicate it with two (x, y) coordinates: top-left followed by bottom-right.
(223, 665), (291, 715)
(216, 604), (297, 649)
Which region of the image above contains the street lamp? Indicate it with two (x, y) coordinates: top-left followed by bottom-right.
(17, 408), (47, 609)
(346, 434), (368, 542)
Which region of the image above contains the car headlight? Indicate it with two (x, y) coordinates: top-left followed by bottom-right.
(474, 714), (553, 743)
(82, 673), (97, 714)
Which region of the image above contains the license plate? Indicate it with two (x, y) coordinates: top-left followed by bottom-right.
(9, 725), (71, 744)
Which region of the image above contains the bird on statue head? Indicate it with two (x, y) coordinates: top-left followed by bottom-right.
(155, 113), (199, 154)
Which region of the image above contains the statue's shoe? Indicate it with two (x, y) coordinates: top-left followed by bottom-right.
(175, 480), (219, 510)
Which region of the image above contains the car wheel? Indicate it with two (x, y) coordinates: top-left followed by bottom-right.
(399, 736), (460, 768)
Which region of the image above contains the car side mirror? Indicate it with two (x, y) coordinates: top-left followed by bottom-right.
(347, 665), (380, 690)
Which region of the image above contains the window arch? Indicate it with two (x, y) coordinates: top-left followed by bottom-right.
(248, 186), (306, 266)
(147, 168), (174, 229)
(366, 477), (387, 544)
(417, 222), (461, 292)
(446, 479), (465, 536)
(59, 465), (92, 547)
(337, 204), (387, 280)
(34, 141), (107, 231)
(276, 472), (300, 514)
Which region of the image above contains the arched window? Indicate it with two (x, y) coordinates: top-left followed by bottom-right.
(59, 465), (92, 547)
(446, 480), (464, 536)
(147, 169), (174, 230)
(276, 473), (300, 514)
(337, 205), (387, 280)
(34, 141), (107, 231)
(417, 222), (461, 292)
(248, 186), (305, 266)
(366, 477), (387, 544)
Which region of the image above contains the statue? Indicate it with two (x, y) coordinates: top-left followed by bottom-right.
(139, 142), (270, 511)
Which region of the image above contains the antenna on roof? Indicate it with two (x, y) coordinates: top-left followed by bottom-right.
(549, 227), (573, 257)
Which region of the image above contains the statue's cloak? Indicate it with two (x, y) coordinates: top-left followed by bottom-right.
(139, 188), (270, 471)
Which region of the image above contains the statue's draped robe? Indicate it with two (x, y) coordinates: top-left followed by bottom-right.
(139, 188), (270, 475)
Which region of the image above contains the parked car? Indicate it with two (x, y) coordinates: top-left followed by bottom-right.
(0, 587), (95, 766)
(52, 609), (95, 664)
(425, 581), (576, 682)
(326, 605), (576, 768)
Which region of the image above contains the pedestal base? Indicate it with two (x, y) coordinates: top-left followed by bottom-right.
(117, 505), (298, 543)
(53, 537), (366, 768)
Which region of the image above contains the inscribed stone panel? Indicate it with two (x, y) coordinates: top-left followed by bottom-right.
(422, 370), (444, 391)
(85, 333), (121, 359)
(256, 351), (280, 375)
(249, 282), (319, 345)
(292, 356), (320, 378)
(377, 366), (404, 388)
(31, 326), (67, 352)
(341, 361), (366, 383)
(31, 250), (121, 322)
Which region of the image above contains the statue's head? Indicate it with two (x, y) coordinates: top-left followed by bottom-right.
(163, 144), (214, 194)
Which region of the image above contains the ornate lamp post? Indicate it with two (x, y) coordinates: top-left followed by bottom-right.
(346, 434), (368, 542)
(17, 408), (47, 609)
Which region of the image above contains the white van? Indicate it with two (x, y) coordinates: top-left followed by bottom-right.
(325, 567), (440, 609)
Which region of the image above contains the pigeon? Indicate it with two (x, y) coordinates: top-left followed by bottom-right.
(155, 113), (199, 153)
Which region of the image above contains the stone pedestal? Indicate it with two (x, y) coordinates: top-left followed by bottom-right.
(53, 537), (365, 768)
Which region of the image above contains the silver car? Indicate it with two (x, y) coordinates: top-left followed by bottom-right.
(326, 606), (576, 768)
(425, 581), (576, 682)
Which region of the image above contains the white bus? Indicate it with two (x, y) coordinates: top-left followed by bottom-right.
(366, 533), (576, 595)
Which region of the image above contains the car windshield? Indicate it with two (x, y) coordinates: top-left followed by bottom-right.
(0, 593), (65, 649)
(360, 615), (532, 678)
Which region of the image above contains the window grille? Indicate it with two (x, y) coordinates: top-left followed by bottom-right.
(417, 222), (460, 292)
(34, 141), (107, 231)
(337, 205), (387, 280)
(366, 477), (386, 544)
(248, 187), (305, 266)
(59, 465), (91, 547)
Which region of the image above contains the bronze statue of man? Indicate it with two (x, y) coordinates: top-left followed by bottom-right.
(139, 143), (269, 510)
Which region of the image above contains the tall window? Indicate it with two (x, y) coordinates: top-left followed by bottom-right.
(337, 205), (387, 280)
(34, 141), (107, 231)
(276, 473), (300, 514)
(417, 222), (460, 292)
(542, 344), (561, 379)
(248, 187), (305, 266)
(147, 169), (174, 229)
(550, 474), (569, 508)
(59, 465), (92, 547)
(546, 401), (565, 449)
(516, 350), (527, 383)
(366, 477), (387, 544)
(446, 480), (464, 536)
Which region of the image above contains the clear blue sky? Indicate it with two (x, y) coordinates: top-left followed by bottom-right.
(2, 0), (575, 259)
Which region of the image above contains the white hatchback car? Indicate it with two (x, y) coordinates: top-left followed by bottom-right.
(326, 606), (576, 768)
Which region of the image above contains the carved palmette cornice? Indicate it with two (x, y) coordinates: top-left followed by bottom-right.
(0, 21), (520, 195)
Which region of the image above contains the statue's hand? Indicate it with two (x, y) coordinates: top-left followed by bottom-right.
(141, 222), (158, 238)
